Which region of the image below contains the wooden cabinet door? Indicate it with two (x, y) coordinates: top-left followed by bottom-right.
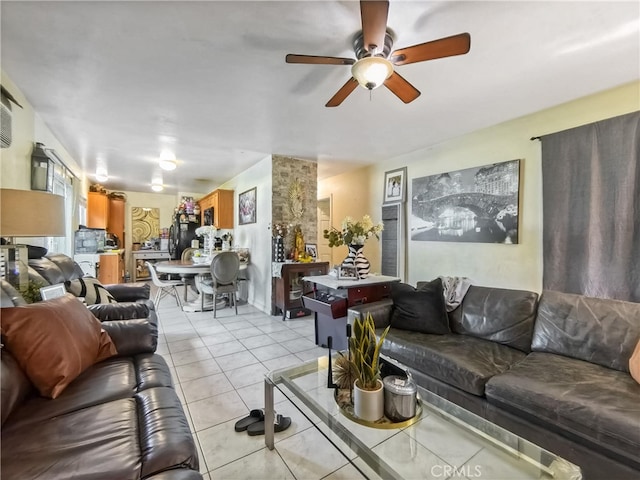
(216, 189), (234, 229)
(87, 192), (109, 229)
(108, 197), (125, 244)
(98, 254), (121, 284)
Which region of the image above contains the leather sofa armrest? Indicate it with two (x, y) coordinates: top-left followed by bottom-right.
(104, 282), (151, 302)
(348, 299), (393, 328)
(88, 302), (151, 321)
(100, 318), (158, 356)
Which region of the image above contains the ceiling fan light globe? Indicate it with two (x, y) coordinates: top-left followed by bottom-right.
(351, 57), (393, 90)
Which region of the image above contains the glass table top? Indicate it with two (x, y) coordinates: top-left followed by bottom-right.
(265, 354), (582, 480)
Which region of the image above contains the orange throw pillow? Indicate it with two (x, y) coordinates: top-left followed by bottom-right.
(630, 339), (640, 385)
(1, 294), (117, 398)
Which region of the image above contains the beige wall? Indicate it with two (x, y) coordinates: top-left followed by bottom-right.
(219, 155), (273, 313)
(353, 81), (639, 292)
(1, 71), (84, 190)
(318, 164), (380, 271)
(0, 73), (33, 189)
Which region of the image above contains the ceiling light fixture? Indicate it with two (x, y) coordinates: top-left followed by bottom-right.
(351, 56), (393, 90)
(151, 182), (164, 192)
(159, 150), (177, 171)
(95, 166), (108, 183)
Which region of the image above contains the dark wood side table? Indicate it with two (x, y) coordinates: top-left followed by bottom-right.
(272, 262), (329, 320)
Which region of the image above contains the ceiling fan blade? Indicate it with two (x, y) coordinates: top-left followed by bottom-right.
(360, 0), (389, 54)
(326, 78), (359, 107)
(384, 72), (421, 104)
(286, 54), (355, 65)
(390, 33), (471, 66)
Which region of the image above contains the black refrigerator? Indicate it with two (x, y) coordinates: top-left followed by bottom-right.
(168, 213), (200, 259)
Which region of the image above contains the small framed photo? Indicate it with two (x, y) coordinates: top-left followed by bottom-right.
(305, 243), (318, 260)
(383, 166), (407, 204)
(337, 265), (358, 280)
(238, 187), (257, 225)
(40, 283), (67, 301)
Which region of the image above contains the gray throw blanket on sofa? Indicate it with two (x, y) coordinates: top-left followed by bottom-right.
(439, 276), (473, 312)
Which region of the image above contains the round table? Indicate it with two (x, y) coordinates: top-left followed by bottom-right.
(154, 259), (247, 312)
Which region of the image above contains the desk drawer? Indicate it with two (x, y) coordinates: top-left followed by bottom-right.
(302, 293), (347, 319)
(347, 284), (392, 305)
(133, 251), (170, 260)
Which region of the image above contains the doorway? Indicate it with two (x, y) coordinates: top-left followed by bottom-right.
(317, 197), (332, 265)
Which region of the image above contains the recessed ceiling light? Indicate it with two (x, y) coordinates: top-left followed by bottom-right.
(159, 150), (177, 171)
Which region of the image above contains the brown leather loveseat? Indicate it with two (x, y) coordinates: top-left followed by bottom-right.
(0, 279), (202, 479)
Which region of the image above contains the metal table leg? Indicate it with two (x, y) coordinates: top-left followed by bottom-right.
(264, 377), (275, 450)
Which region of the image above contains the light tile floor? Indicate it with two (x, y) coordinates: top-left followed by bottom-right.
(152, 290), (363, 480)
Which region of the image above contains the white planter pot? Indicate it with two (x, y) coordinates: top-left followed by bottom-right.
(353, 379), (384, 421)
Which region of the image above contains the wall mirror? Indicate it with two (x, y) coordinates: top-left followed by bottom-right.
(132, 207), (160, 245)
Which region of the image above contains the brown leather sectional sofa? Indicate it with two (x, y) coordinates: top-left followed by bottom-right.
(349, 285), (640, 480)
(0, 254), (202, 480)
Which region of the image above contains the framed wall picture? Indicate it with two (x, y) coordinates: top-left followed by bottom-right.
(411, 159), (521, 244)
(383, 167), (407, 204)
(305, 243), (318, 260)
(238, 187), (257, 225)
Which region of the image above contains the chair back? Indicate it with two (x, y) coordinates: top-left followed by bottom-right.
(181, 247), (197, 261)
(145, 261), (165, 286)
(210, 252), (240, 285)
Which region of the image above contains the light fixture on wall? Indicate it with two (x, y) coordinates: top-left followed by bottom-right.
(351, 56), (393, 90)
(0, 188), (66, 291)
(31, 142), (55, 192)
(159, 150), (177, 171)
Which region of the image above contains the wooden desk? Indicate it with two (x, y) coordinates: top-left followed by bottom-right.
(132, 250), (171, 282)
(302, 274), (400, 350)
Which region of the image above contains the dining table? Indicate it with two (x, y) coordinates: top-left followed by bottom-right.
(154, 259), (247, 312)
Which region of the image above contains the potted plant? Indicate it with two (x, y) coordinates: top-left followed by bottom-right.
(348, 313), (390, 421)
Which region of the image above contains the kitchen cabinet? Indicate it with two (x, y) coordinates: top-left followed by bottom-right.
(87, 192), (109, 229)
(107, 196), (125, 246)
(98, 251), (125, 284)
(197, 189), (234, 229)
(273, 262), (329, 320)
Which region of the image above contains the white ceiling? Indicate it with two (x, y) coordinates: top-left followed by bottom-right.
(1, 1), (638, 195)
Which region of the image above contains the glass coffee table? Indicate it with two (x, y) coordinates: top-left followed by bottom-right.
(264, 354), (582, 480)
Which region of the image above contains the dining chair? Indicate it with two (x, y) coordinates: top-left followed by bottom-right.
(146, 261), (184, 308)
(199, 251), (240, 317)
(181, 247), (198, 261)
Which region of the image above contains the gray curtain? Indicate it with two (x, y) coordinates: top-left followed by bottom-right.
(541, 111), (640, 302)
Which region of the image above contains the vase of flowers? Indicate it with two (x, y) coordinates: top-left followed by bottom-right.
(271, 223), (289, 262)
(195, 225), (217, 260)
(323, 215), (383, 279)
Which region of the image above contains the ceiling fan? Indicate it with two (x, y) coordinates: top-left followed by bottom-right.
(286, 0), (471, 107)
